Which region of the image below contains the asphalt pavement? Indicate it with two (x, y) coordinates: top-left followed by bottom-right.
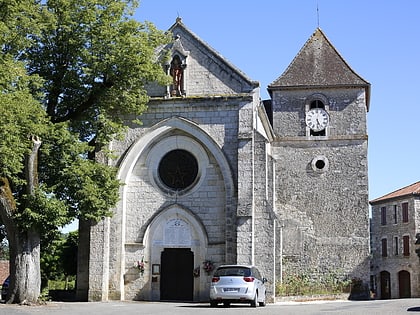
(1, 299), (420, 315)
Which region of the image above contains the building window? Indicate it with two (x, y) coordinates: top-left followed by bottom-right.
(403, 235), (410, 256)
(381, 207), (387, 225)
(310, 155), (329, 173)
(158, 149), (198, 191)
(394, 237), (399, 255)
(382, 238), (388, 257)
(310, 100), (325, 109)
(402, 202), (409, 223)
(393, 205), (398, 224)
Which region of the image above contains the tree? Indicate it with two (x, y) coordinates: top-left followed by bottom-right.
(41, 231), (78, 290)
(40, 231), (66, 290)
(0, 0), (170, 304)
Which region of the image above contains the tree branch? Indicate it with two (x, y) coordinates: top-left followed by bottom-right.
(53, 81), (112, 123)
(25, 136), (41, 195)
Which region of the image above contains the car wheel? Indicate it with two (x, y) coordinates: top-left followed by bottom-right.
(210, 300), (218, 307)
(223, 302), (230, 307)
(259, 298), (266, 307)
(250, 292), (258, 308)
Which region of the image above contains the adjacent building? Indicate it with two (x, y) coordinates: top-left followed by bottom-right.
(370, 181), (420, 299)
(82, 18), (371, 302)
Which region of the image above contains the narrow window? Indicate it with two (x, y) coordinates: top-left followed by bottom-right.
(403, 235), (410, 256)
(402, 202), (409, 223)
(380, 207), (387, 225)
(394, 237), (399, 255)
(382, 238), (388, 257)
(393, 205), (398, 224)
(310, 100), (325, 109)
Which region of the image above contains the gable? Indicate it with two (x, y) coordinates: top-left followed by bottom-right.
(149, 18), (259, 98)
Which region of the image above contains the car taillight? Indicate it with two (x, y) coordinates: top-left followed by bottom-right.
(212, 276), (220, 283)
(243, 277), (255, 282)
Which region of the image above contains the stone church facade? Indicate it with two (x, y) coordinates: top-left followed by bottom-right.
(85, 18), (371, 302)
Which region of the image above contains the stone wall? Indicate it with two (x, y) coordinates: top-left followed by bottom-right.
(273, 140), (370, 280)
(270, 86), (370, 286)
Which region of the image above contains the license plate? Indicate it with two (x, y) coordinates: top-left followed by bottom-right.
(223, 288), (239, 292)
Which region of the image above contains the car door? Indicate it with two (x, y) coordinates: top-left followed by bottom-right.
(252, 268), (265, 302)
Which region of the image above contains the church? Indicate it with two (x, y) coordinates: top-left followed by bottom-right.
(83, 18), (371, 302)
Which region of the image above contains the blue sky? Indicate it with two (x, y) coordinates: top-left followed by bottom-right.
(135, 0), (420, 202)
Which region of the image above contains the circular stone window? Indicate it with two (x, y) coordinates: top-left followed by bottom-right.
(311, 155), (329, 173)
(158, 149), (198, 191)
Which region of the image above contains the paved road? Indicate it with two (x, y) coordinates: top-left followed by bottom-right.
(2, 299), (420, 315)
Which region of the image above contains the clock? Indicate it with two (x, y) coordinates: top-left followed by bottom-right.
(305, 108), (329, 132)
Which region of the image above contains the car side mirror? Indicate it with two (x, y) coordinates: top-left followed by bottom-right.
(262, 277), (268, 283)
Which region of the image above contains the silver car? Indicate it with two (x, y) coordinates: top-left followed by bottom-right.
(209, 265), (267, 307)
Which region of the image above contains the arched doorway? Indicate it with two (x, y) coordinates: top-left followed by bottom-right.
(380, 271), (391, 299)
(143, 206), (210, 301)
(398, 270), (411, 298)
(160, 248), (193, 301)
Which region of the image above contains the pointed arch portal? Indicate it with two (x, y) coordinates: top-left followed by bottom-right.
(143, 205), (208, 301)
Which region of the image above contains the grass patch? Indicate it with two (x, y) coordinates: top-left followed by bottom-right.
(48, 277), (75, 290)
(276, 271), (351, 297)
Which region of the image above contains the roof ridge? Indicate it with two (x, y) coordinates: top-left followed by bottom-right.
(268, 28), (319, 87)
(370, 180), (420, 204)
(315, 28), (369, 86)
(168, 18), (259, 88)
(389, 180), (420, 195)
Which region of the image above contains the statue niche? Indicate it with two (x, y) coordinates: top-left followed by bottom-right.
(170, 55), (185, 96)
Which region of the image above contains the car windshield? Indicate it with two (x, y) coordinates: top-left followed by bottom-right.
(214, 267), (251, 277)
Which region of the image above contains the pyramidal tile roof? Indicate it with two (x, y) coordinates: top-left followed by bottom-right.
(268, 28), (370, 108)
(370, 181), (420, 204)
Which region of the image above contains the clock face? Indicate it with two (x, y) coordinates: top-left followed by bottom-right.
(305, 108), (329, 132)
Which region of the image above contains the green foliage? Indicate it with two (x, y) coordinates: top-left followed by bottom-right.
(15, 189), (69, 234)
(0, 60), (48, 183)
(276, 270), (352, 296)
(37, 122), (120, 222)
(0, 0), (170, 234)
(60, 231), (78, 276)
(27, 0), (171, 144)
(41, 231), (78, 289)
(0, 0), (42, 53)
(41, 231), (66, 286)
(48, 278), (75, 290)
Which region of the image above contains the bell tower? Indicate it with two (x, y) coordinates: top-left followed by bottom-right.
(268, 28), (371, 288)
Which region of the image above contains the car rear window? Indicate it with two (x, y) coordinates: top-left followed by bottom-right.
(214, 267), (251, 277)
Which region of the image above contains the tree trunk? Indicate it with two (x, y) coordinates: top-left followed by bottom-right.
(8, 229), (41, 304)
(0, 136), (42, 304)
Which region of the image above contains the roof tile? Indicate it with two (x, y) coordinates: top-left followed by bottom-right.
(370, 181), (420, 204)
(268, 28), (370, 89)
